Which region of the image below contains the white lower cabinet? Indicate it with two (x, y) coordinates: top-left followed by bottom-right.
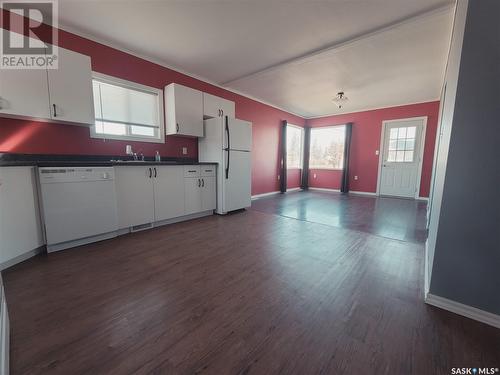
(115, 165), (216, 230)
(184, 176), (203, 215)
(0, 167), (44, 269)
(201, 176), (216, 211)
(184, 165), (216, 214)
(115, 166), (155, 229)
(154, 166), (185, 221)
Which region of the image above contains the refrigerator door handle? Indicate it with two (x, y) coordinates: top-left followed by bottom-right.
(225, 116), (230, 179)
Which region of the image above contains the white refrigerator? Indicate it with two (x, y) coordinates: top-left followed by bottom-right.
(199, 116), (252, 214)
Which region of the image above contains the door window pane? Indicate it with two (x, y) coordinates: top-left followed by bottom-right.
(404, 150), (414, 162)
(386, 125), (417, 163)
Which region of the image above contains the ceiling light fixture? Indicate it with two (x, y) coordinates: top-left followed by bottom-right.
(332, 91), (348, 108)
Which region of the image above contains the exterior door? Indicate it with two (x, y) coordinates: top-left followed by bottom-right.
(379, 118), (425, 198)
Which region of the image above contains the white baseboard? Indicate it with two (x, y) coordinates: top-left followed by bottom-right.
(417, 196), (429, 201)
(349, 190), (377, 196)
(251, 191), (281, 200)
(425, 293), (500, 329)
(0, 246), (45, 271)
(287, 187), (302, 192)
(47, 231), (117, 253)
(309, 187), (341, 193)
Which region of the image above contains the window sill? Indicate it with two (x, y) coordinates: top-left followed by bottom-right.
(90, 132), (165, 144)
(309, 168), (344, 171)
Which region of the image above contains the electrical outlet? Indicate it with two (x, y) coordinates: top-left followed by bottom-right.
(375, 150), (379, 155)
(182, 147), (188, 155)
(354, 175), (358, 180)
(313, 173), (317, 179)
(277, 175), (280, 180)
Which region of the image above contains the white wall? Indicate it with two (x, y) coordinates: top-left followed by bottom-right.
(425, 0), (468, 294)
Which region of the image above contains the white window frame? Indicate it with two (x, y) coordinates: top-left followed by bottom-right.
(286, 124), (304, 170)
(90, 72), (165, 144)
(309, 125), (346, 170)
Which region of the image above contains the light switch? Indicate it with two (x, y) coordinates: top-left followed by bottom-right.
(313, 173), (317, 178)
(277, 175), (280, 180)
(182, 147), (188, 155)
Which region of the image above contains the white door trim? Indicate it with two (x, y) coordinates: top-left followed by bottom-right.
(376, 116), (427, 199)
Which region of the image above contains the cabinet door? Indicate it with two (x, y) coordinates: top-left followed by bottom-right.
(201, 176), (216, 211)
(0, 43), (50, 119)
(184, 177), (202, 215)
(114, 167), (155, 229)
(0, 167), (44, 266)
(203, 92), (235, 119)
(47, 47), (94, 125)
(219, 97), (235, 118)
(153, 166), (185, 221)
(203, 92), (222, 118)
(165, 83), (203, 137)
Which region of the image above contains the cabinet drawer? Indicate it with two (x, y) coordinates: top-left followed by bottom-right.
(201, 166), (216, 177)
(184, 165), (200, 177)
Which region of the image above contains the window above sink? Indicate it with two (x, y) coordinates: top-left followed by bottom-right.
(90, 72), (165, 144)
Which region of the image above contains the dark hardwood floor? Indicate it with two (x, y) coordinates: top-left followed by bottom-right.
(251, 190), (428, 243)
(3, 193), (500, 374)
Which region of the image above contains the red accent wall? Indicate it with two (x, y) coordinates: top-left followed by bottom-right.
(306, 101), (439, 197)
(0, 19), (305, 196)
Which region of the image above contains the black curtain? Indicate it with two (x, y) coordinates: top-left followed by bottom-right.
(340, 122), (353, 193)
(301, 126), (311, 190)
(280, 121), (287, 193)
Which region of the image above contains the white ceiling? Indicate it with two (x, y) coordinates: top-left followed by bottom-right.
(57, 0), (455, 118)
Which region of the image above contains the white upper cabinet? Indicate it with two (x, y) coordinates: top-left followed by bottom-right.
(0, 67), (50, 120)
(0, 33), (94, 126)
(203, 92), (235, 119)
(47, 47), (94, 125)
(165, 83), (204, 137)
(0, 31), (49, 119)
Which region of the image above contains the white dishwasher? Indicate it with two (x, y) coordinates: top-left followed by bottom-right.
(39, 167), (118, 252)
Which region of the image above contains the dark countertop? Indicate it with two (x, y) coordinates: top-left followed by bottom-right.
(0, 153), (217, 167)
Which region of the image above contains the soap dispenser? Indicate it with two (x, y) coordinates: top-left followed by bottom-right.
(155, 151), (161, 162)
